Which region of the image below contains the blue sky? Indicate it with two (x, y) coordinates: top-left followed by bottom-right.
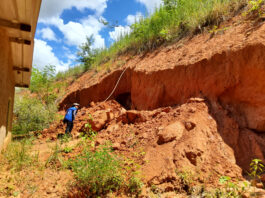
(33, 0), (162, 72)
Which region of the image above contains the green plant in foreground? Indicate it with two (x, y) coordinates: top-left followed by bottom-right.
(204, 176), (248, 198)
(71, 145), (125, 195)
(249, 158), (265, 196)
(12, 94), (57, 135)
(2, 138), (37, 171)
(176, 170), (194, 193)
(249, 158), (265, 181)
(45, 142), (64, 169)
(127, 171), (143, 195)
(248, 0), (264, 13)
(63, 146), (73, 153)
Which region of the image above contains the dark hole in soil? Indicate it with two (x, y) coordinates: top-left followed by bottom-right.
(115, 92), (132, 110)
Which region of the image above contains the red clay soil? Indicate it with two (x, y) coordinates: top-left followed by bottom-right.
(57, 15), (265, 169)
(39, 13), (265, 196)
(41, 98), (252, 193)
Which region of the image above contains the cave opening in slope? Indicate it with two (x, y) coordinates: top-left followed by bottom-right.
(115, 92), (132, 110)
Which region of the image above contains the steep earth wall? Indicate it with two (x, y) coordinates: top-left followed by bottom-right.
(59, 20), (265, 170)
(60, 43), (265, 131)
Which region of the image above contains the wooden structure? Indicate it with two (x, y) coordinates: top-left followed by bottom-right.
(0, 0), (42, 150)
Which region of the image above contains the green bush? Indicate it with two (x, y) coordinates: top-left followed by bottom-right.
(12, 95), (57, 135)
(55, 64), (87, 81)
(2, 138), (38, 171)
(127, 172), (143, 195)
(71, 145), (125, 195)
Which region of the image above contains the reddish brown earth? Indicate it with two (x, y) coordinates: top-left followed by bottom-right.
(37, 13), (265, 196)
(57, 16), (265, 169)
(42, 99), (241, 191)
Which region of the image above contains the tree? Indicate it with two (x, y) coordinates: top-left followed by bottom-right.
(30, 65), (56, 104)
(13, 65), (57, 135)
(77, 36), (95, 71)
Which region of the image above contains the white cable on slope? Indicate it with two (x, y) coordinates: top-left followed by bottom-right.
(103, 67), (129, 102)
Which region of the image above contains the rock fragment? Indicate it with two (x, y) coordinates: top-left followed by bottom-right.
(112, 143), (120, 150)
(185, 121), (196, 131)
(157, 121), (185, 144)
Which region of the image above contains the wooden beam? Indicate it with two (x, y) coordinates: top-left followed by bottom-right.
(9, 37), (31, 45)
(15, 84), (29, 88)
(0, 18), (31, 32)
(13, 66), (30, 72)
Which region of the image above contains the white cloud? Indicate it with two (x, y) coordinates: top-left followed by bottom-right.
(136, 0), (162, 13)
(109, 26), (131, 41)
(126, 12), (143, 25)
(33, 39), (69, 72)
(41, 16), (105, 48)
(62, 46), (77, 62)
(39, 0), (108, 22)
(39, 27), (57, 41)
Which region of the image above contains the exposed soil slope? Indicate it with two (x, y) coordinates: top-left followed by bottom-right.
(43, 99), (244, 191)
(58, 16), (265, 172)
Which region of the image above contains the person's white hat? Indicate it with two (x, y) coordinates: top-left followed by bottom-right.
(73, 103), (80, 106)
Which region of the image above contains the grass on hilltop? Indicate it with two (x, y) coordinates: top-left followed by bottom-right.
(55, 0), (250, 80)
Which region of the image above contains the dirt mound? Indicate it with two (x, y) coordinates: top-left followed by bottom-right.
(41, 98), (259, 192)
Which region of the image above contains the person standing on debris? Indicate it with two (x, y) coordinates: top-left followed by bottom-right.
(63, 103), (80, 135)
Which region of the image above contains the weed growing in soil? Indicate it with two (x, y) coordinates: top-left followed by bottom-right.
(63, 146), (73, 153)
(127, 171), (144, 195)
(45, 141), (64, 169)
(71, 145), (125, 195)
(2, 138), (38, 171)
(213, 176), (249, 197)
(176, 170), (195, 194)
(249, 158), (265, 195)
(247, 0), (265, 15)
(249, 158), (265, 181)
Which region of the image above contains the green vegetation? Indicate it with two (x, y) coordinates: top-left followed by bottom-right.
(249, 158), (264, 181)
(13, 65), (59, 135)
(55, 64), (87, 81)
(248, 0), (264, 14)
(45, 142), (64, 169)
(90, 0), (247, 67)
(77, 36), (98, 71)
(50, 0), (249, 81)
(1, 138), (38, 171)
(127, 171), (143, 195)
(12, 95), (57, 135)
(212, 176), (249, 197)
(49, 0), (264, 82)
(71, 145), (124, 195)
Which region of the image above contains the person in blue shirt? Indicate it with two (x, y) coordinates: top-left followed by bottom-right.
(63, 103), (80, 135)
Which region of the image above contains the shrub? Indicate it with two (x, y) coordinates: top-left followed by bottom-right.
(248, 0), (264, 14)
(2, 138), (38, 171)
(127, 171), (143, 195)
(45, 142), (64, 169)
(71, 145), (125, 195)
(12, 95), (57, 135)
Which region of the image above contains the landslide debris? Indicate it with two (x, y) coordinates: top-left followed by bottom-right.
(41, 98), (247, 193)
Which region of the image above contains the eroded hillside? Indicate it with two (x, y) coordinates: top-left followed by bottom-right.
(58, 14), (265, 169)
(3, 4), (265, 198)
